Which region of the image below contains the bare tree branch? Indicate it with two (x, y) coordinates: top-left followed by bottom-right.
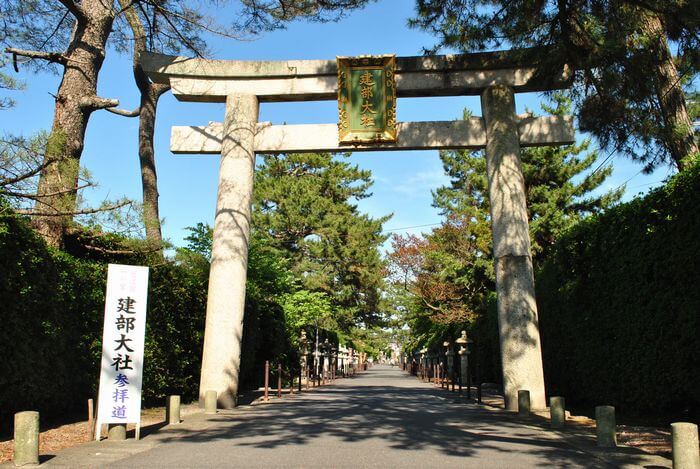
(106, 106), (140, 117)
(154, 83), (170, 98)
(0, 157), (56, 187)
(81, 243), (163, 255)
(144, 0), (250, 41)
(114, 0), (139, 17)
(5, 47), (68, 65)
(421, 297), (442, 312)
(3, 183), (93, 201)
(149, 4), (204, 57)
(16, 200), (131, 217)
(79, 96), (119, 110)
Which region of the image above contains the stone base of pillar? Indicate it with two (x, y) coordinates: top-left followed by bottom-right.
(496, 255), (546, 410)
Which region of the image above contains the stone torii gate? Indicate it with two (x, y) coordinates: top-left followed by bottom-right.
(142, 50), (574, 411)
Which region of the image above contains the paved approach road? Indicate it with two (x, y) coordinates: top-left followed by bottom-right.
(45, 365), (669, 468)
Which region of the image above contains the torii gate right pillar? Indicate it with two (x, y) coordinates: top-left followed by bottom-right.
(481, 85), (546, 411)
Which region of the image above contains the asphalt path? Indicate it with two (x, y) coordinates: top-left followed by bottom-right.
(39, 365), (670, 468)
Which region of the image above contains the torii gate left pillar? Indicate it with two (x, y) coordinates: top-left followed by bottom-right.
(199, 94), (258, 408)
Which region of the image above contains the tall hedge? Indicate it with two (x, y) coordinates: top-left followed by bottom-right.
(537, 162), (700, 421)
(0, 208), (210, 432)
(141, 263), (207, 404)
(0, 209), (103, 432)
(0, 206), (299, 433)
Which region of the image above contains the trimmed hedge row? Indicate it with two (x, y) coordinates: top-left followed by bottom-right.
(0, 211), (103, 432)
(0, 207), (295, 434)
(537, 162), (700, 421)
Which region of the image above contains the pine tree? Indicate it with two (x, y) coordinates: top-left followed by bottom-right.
(1, 0), (373, 247)
(434, 97), (624, 267)
(253, 152), (390, 329)
(391, 96), (622, 345)
(410, 0), (699, 171)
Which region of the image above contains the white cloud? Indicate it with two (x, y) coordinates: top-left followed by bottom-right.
(392, 169), (449, 196)
(372, 175), (392, 184)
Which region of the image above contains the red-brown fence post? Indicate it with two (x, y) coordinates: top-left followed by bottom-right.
(277, 364), (282, 398)
(264, 361), (270, 401)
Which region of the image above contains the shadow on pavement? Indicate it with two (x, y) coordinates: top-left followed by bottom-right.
(135, 367), (660, 468)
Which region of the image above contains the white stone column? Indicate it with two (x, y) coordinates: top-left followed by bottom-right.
(481, 85), (546, 410)
(199, 93), (259, 408)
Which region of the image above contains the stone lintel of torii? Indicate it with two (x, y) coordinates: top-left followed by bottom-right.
(141, 49), (571, 102)
(142, 49), (575, 412)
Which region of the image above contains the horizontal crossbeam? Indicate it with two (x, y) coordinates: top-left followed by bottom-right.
(170, 117), (574, 154)
(142, 51), (570, 103)
(168, 68), (565, 103)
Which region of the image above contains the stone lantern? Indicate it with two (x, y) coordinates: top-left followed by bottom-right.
(444, 341), (454, 386)
(299, 331), (309, 384)
(456, 330), (473, 397)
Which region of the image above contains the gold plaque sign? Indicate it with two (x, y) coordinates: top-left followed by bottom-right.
(337, 55), (397, 144)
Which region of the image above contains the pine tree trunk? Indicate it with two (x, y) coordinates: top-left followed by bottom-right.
(120, 0), (169, 255)
(31, 1), (116, 247)
(641, 13), (699, 170)
(135, 66), (169, 254)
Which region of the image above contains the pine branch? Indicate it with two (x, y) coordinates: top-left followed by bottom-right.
(0, 157), (56, 187)
(79, 96), (119, 110)
(623, 0), (674, 16)
(146, 1), (249, 41)
(106, 106), (140, 117)
(16, 200), (131, 217)
(57, 0), (86, 20)
(5, 47), (68, 65)
(149, 4), (204, 57)
(82, 244), (162, 255)
(3, 183), (93, 201)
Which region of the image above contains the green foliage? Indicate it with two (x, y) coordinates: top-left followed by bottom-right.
(0, 148), (392, 424)
(1, 132), (50, 204)
(237, 0), (374, 31)
(174, 223), (295, 391)
(434, 96), (623, 267)
(0, 196), (372, 424)
(343, 326), (393, 358)
(689, 90), (700, 140)
(253, 152), (389, 329)
(689, 91), (700, 117)
(410, 0), (699, 170)
(1, 130), (136, 227)
(182, 222), (213, 260)
(537, 161), (700, 419)
(237, 234), (296, 388)
(282, 290), (336, 338)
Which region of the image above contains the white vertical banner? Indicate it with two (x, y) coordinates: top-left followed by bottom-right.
(96, 264), (149, 439)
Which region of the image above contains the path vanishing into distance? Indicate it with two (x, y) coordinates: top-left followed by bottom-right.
(40, 366), (670, 468)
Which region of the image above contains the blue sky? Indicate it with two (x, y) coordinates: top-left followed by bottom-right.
(1, 1), (673, 252)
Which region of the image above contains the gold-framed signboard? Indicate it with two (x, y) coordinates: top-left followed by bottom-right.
(337, 55), (397, 144)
